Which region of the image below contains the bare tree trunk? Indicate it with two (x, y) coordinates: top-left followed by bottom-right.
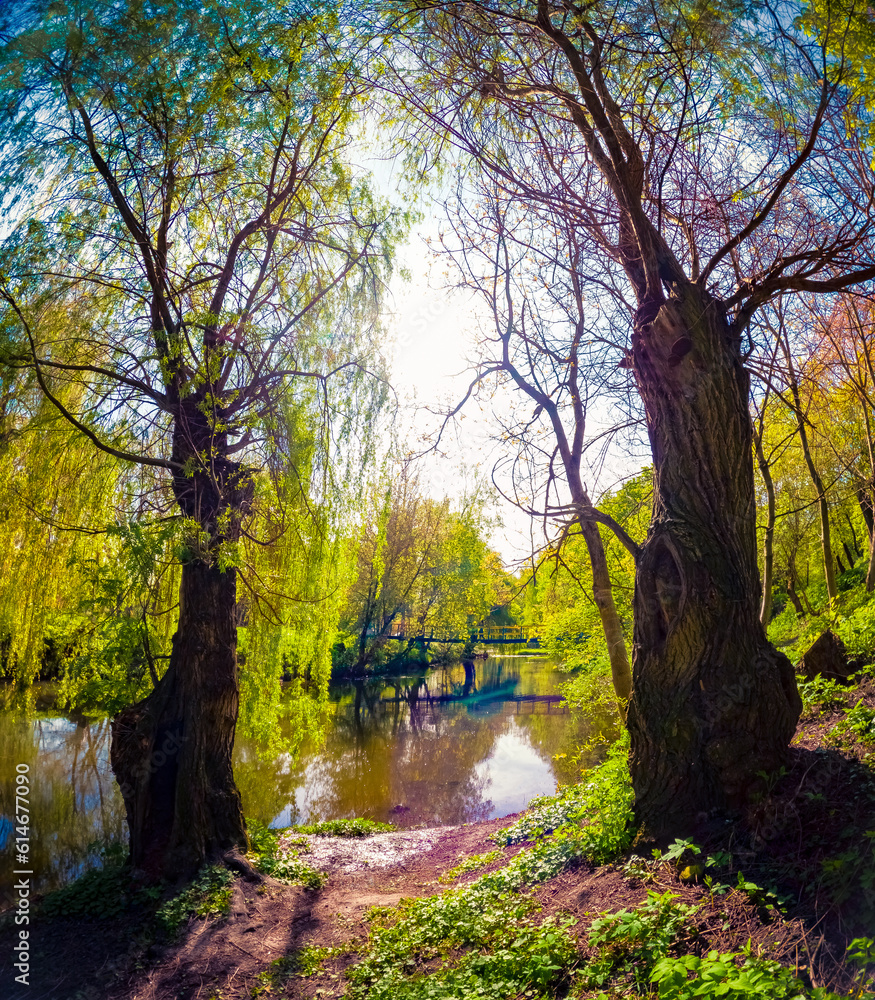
(859, 412), (875, 593)
(782, 349), (838, 602)
(857, 487), (874, 544)
(866, 523), (875, 593)
(753, 423), (776, 626)
(111, 559), (246, 876)
(843, 540), (856, 567)
(786, 579), (805, 615)
(579, 518), (632, 703)
(626, 289), (801, 842)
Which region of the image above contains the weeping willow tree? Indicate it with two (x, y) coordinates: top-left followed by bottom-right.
(0, 423), (119, 682)
(0, 0), (402, 878)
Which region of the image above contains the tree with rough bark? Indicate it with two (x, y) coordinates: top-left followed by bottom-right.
(0, 0), (400, 878)
(383, 0), (875, 838)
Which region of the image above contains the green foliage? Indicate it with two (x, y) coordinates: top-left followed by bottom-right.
(337, 465), (507, 675)
(437, 849), (502, 883)
(833, 701), (875, 743)
(835, 603), (875, 664)
(650, 949), (852, 999)
(57, 520), (180, 712)
(560, 657), (624, 734)
(819, 830), (875, 927)
(246, 820), (281, 857)
(245, 818), (326, 889)
(576, 894), (860, 999)
(347, 878), (576, 1000)
(255, 854), (327, 890)
(41, 842), (136, 920)
(155, 866), (234, 936)
(797, 674), (849, 713)
(580, 891), (699, 992)
(253, 946), (344, 993)
(768, 604), (804, 650)
(0, 0), (408, 766)
(291, 817), (396, 837)
(497, 731), (634, 864)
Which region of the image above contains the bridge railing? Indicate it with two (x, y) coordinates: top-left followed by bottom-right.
(373, 622), (542, 644)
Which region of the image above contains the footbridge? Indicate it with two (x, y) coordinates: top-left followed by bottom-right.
(382, 623), (542, 645)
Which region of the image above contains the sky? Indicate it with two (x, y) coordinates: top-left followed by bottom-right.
(376, 199), (648, 568)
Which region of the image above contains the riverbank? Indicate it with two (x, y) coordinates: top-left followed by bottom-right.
(2, 664), (874, 1000)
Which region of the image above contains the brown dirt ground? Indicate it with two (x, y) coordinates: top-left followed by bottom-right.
(3, 684), (875, 1000)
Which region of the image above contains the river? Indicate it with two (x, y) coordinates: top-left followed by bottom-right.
(0, 655), (616, 900)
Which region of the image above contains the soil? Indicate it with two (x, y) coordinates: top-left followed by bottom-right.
(2, 684), (874, 1000)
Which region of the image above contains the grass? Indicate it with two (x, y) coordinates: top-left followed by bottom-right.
(291, 818), (396, 837)
(246, 820), (326, 889)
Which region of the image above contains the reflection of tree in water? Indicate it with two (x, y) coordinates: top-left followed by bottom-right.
(299, 676), (497, 827)
(0, 658), (608, 890)
(0, 692), (125, 898)
(233, 736), (311, 829)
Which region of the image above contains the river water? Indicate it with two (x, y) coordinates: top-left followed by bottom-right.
(0, 656), (616, 899)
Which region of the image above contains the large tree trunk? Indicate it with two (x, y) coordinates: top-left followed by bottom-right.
(625, 288), (801, 842)
(110, 401), (252, 879)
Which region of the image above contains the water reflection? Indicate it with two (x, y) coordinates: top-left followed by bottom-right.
(238, 656), (615, 831)
(0, 688), (125, 901)
(0, 656), (617, 899)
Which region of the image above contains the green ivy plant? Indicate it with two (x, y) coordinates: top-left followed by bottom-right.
(155, 866), (234, 936)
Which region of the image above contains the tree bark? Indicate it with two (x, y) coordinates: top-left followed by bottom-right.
(579, 518), (632, 703)
(625, 289), (801, 842)
(842, 540), (856, 568)
(753, 423), (776, 626)
(783, 352), (838, 602)
(110, 559), (246, 876)
(110, 399), (252, 879)
(857, 486), (874, 543)
(786, 578), (805, 615)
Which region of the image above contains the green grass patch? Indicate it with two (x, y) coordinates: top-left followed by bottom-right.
(496, 731), (634, 864)
(437, 849), (502, 884)
(291, 817), (396, 837)
(246, 819), (326, 889)
(155, 865), (234, 936)
(252, 946), (346, 994)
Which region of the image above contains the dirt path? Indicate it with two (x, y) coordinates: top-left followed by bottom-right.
(102, 817), (518, 1000)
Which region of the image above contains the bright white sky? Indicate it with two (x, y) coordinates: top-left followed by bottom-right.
(361, 146), (539, 566)
(364, 145), (646, 569)
(382, 227), (538, 565)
